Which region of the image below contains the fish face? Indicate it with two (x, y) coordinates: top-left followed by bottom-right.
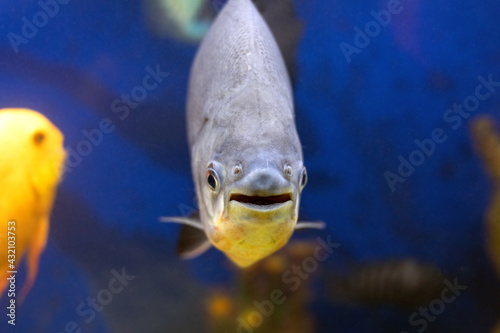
(0, 109), (66, 190)
(28, 117), (66, 190)
(200, 152), (307, 267)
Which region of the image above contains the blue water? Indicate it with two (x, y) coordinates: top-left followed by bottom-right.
(1, 0), (499, 332)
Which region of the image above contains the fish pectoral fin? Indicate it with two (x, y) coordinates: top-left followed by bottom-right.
(177, 224), (212, 259)
(159, 214), (211, 259)
(19, 216), (50, 304)
(159, 215), (204, 230)
(294, 221), (326, 230)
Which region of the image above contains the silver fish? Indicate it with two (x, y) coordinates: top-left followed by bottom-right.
(161, 0), (323, 267)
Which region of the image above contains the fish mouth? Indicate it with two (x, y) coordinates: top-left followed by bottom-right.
(229, 193), (292, 210)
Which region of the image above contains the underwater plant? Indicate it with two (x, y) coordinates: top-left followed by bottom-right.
(206, 241), (321, 333)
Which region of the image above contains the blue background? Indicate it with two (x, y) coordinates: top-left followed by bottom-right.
(0, 0), (499, 332)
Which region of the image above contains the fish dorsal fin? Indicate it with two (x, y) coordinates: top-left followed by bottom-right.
(159, 213), (211, 259)
(294, 221), (326, 230)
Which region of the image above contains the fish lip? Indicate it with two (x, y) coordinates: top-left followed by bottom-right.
(228, 193), (293, 211)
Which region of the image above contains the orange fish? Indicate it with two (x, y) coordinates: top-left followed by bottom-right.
(0, 108), (65, 301)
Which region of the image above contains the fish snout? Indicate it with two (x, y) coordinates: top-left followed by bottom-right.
(250, 169), (285, 192)
(237, 161), (291, 195)
(226, 162), (295, 214)
(225, 161), (296, 223)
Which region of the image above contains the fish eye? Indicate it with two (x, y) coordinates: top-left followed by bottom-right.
(206, 168), (219, 192)
(300, 167), (308, 189)
(206, 161), (225, 193)
(32, 131), (46, 146)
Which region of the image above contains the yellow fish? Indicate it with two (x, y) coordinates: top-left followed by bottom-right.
(0, 108), (65, 301)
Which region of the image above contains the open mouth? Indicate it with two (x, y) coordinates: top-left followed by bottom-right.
(229, 193), (292, 207)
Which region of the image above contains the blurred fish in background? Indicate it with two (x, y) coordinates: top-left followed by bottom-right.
(143, 0), (213, 42)
(328, 258), (445, 309)
(470, 116), (500, 332)
(0, 108), (66, 302)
